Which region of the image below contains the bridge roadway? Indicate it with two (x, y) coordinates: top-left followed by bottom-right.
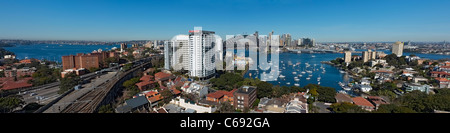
(48, 56), (154, 113)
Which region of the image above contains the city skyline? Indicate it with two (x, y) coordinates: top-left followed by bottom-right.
(1, 0), (450, 42)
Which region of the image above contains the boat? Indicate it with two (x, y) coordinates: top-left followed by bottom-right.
(318, 82), (320, 85)
(339, 70), (346, 73)
(292, 72), (297, 75)
(306, 70), (312, 73)
(279, 75), (285, 78)
(301, 71), (306, 74)
(308, 74), (313, 77)
(298, 74), (303, 77)
(286, 82), (291, 85)
(317, 77), (321, 80)
(306, 77), (310, 80)
(294, 78), (300, 82)
(294, 83), (300, 87)
(311, 55), (316, 58)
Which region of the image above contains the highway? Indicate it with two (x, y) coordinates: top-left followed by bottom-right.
(21, 86), (61, 105)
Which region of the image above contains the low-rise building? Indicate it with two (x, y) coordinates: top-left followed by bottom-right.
(353, 84), (373, 93)
(367, 96), (389, 109)
(182, 82), (209, 99)
(435, 78), (450, 88)
(257, 97), (287, 113)
(403, 83), (431, 94)
(0, 77), (33, 91)
(206, 89), (236, 104)
(352, 97), (375, 111)
(170, 97), (217, 113)
(115, 96), (150, 113)
(233, 86), (257, 110)
(335, 93), (353, 103)
(285, 97), (308, 113)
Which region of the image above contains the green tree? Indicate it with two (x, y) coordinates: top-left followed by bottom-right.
(256, 81), (273, 98)
(98, 104), (114, 113)
(330, 102), (368, 113)
(0, 95), (24, 113)
(372, 104), (416, 113)
(160, 89), (174, 104)
(219, 101), (234, 113)
(59, 73), (80, 94)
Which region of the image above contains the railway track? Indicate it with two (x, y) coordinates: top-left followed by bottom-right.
(61, 61), (149, 113)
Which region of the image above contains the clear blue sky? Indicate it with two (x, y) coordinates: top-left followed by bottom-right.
(1, 0), (449, 42)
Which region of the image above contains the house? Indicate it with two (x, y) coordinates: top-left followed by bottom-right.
(361, 77), (371, 85)
(135, 75), (156, 91)
(372, 70), (394, 83)
(403, 83), (431, 94)
(439, 66), (450, 73)
(285, 97), (308, 113)
(370, 59), (387, 67)
(4, 55), (15, 59)
(181, 82), (209, 98)
(352, 97), (375, 111)
(430, 71), (449, 78)
(435, 78), (450, 88)
(335, 93), (353, 103)
(257, 97), (287, 113)
(115, 96), (150, 113)
(413, 76), (428, 83)
(145, 91), (163, 107)
(170, 97), (217, 113)
(0, 77), (33, 90)
(353, 84), (373, 93)
(206, 89), (236, 104)
(61, 68), (86, 78)
(155, 72), (176, 82)
(367, 96), (389, 109)
(233, 86), (257, 110)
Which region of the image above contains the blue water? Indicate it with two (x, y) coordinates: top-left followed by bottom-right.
(4, 44), (129, 63)
(355, 49), (450, 60)
(242, 51), (352, 91)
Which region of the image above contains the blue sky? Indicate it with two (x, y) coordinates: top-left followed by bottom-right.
(1, 0), (449, 42)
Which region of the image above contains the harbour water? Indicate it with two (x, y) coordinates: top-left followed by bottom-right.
(4, 44), (127, 63)
(243, 51), (353, 91)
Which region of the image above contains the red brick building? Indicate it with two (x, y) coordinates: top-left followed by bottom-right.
(62, 51), (117, 70)
(233, 86), (257, 110)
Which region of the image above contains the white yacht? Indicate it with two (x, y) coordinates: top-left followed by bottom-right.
(306, 77), (311, 80)
(301, 71), (306, 74)
(294, 83), (300, 87)
(292, 72), (297, 75)
(294, 78), (300, 82)
(279, 74), (286, 78)
(286, 82), (291, 85)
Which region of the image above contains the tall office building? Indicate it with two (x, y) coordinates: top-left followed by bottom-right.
(392, 41), (404, 57)
(344, 51), (352, 63)
(165, 27), (220, 79)
(153, 40), (158, 49)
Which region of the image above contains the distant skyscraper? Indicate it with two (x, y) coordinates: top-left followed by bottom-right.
(362, 49), (376, 62)
(120, 43), (127, 52)
(153, 40), (158, 49)
(392, 41), (404, 57)
(300, 38), (315, 47)
(344, 51), (352, 63)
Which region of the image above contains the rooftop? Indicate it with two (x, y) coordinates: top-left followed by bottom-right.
(352, 97), (375, 108)
(125, 96), (149, 109)
(235, 86), (256, 94)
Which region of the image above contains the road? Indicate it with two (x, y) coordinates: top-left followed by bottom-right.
(21, 86), (61, 105)
(43, 71), (118, 113)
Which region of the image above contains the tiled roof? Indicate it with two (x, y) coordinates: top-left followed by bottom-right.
(435, 78), (449, 82)
(140, 75), (154, 81)
(135, 80), (155, 87)
(431, 71), (450, 75)
(0, 77), (33, 90)
(371, 70), (394, 73)
(352, 97), (375, 108)
(155, 72), (173, 81)
(206, 90), (228, 99)
(145, 91), (163, 103)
